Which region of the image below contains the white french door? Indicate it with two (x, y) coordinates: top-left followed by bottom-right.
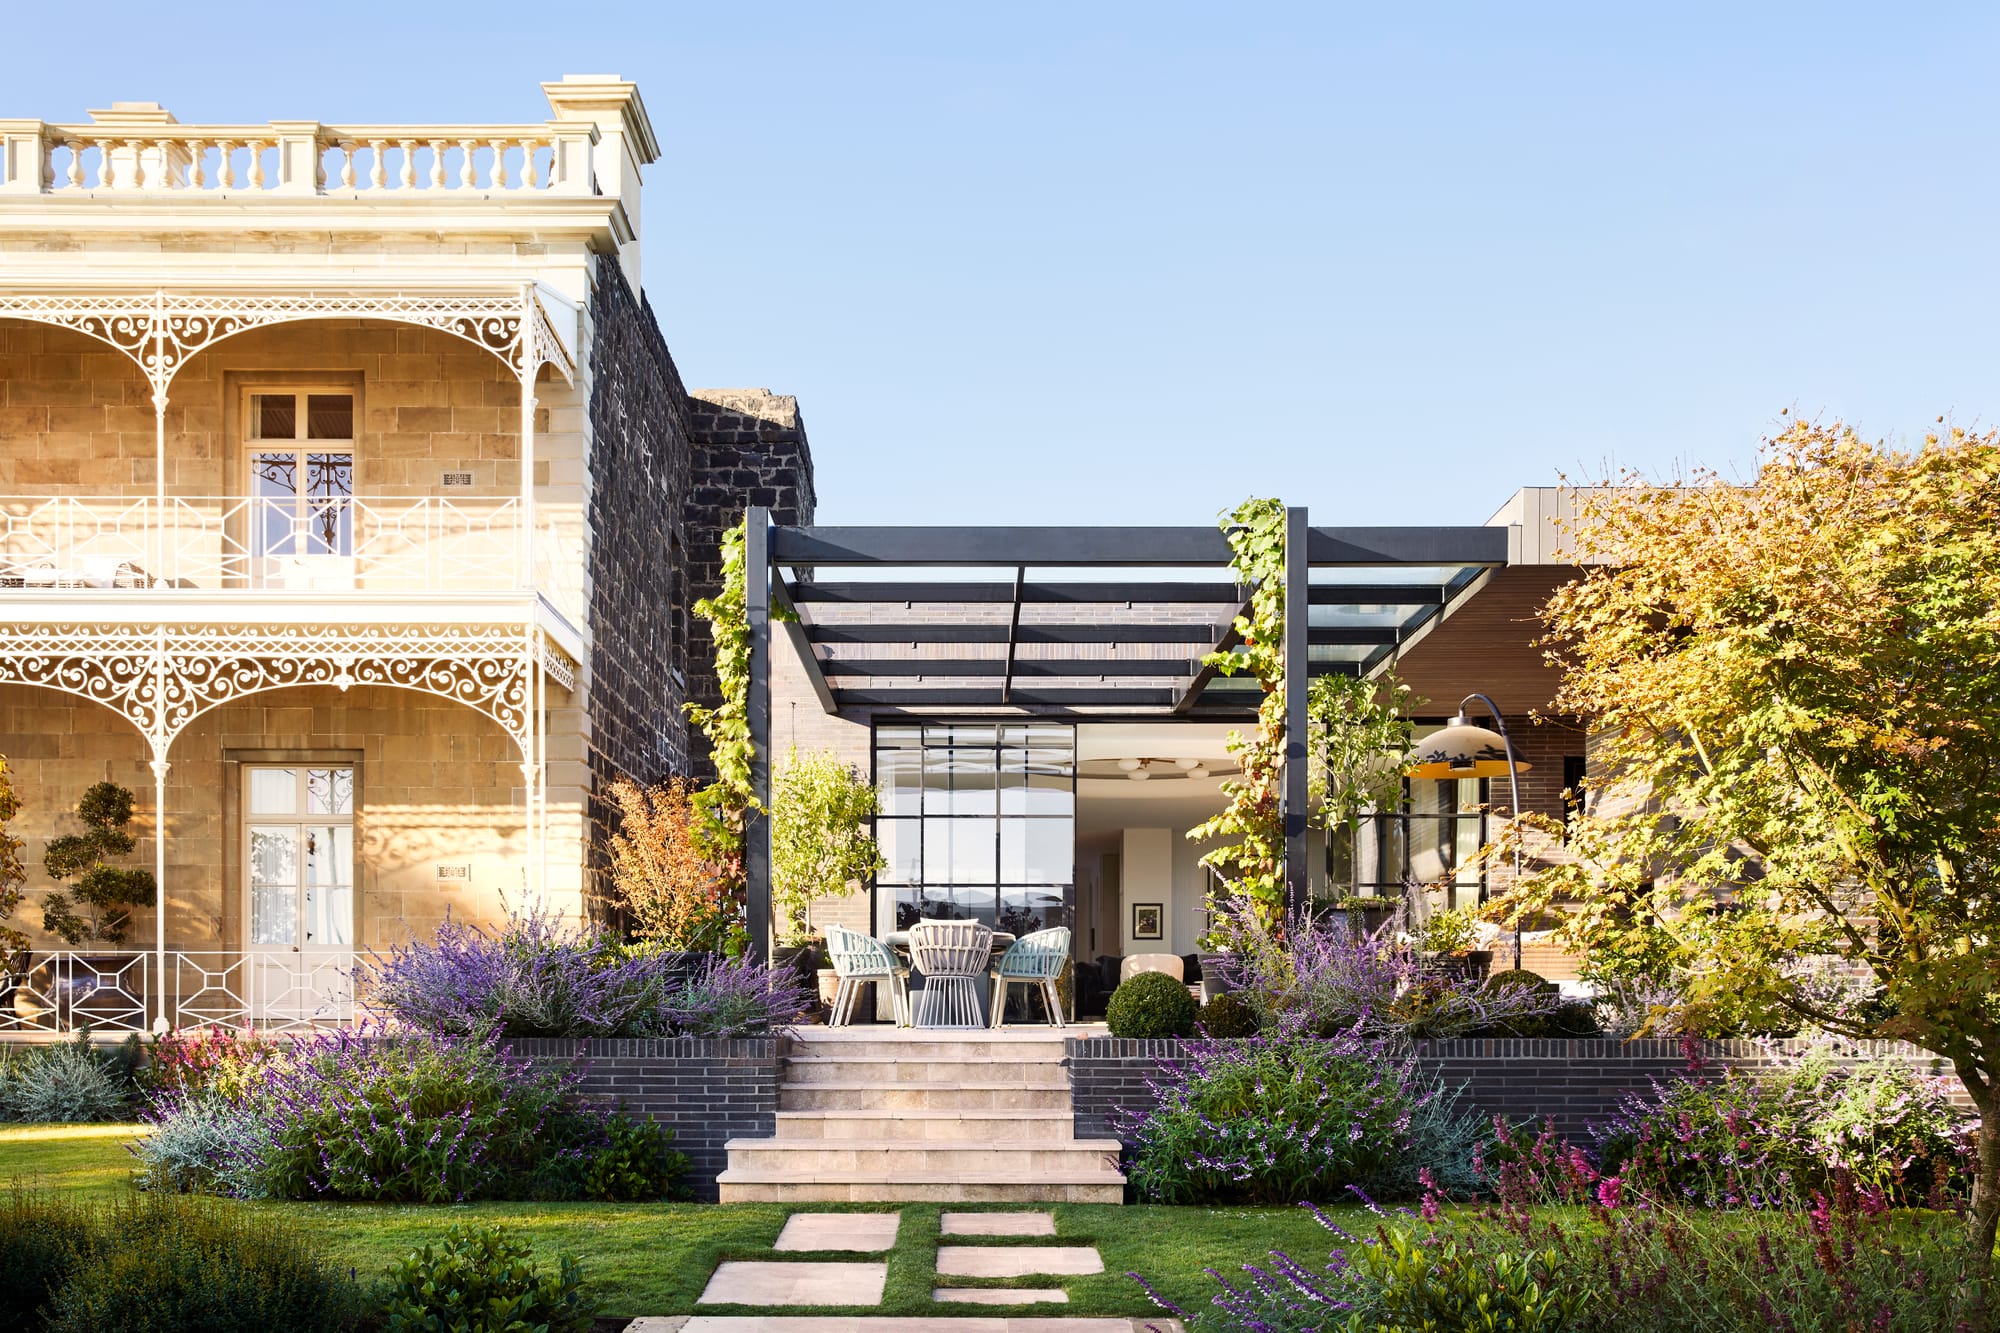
(244, 766), (355, 1024)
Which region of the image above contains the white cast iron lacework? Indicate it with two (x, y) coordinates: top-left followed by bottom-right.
(0, 286), (575, 394)
(0, 622), (539, 757)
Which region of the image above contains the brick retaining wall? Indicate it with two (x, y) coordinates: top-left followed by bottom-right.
(1066, 1036), (1963, 1144)
(506, 1037), (781, 1200)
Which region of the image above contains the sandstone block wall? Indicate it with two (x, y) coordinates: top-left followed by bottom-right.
(0, 682), (540, 953)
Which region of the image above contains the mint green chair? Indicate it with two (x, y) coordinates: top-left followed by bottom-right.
(989, 926), (1071, 1028)
(824, 924), (909, 1027)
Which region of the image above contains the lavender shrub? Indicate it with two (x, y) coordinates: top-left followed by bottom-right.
(1116, 1015), (1487, 1206)
(1213, 898), (1555, 1041)
(664, 952), (817, 1037)
(362, 902), (678, 1038)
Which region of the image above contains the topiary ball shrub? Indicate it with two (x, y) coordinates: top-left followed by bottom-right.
(1106, 971), (1198, 1038)
(1482, 968), (1556, 1001)
(375, 1225), (594, 1333)
(1196, 990), (1261, 1038)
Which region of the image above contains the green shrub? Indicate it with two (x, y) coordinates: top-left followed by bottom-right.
(1482, 967), (1556, 1000)
(1107, 971), (1198, 1038)
(1195, 990), (1260, 1038)
(40, 1192), (361, 1333)
(0, 1034), (135, 1122)
(581, 1110), (688, 1201)
(0, 1188), (95, 1330)
(1122, 1027), (1425, 1204)
(1336, 1227), (1587, 1333)
(376, 1225), (594, 1333)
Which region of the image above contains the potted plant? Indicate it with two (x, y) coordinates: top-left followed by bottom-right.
(769, 749), (886, 1017)
(37, 781), (157, 1026)
(1417, 906), (1492, 983)
(1330, 894), (1398, 936)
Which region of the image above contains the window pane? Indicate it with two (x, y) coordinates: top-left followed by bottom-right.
(248, 827), (297, 945)
(303, 825), (353, 947)
(1000, 749), (1073, 816)
(249, 769), (297, 815)
(1001, 818), (1072, 884)
(878, 747), (922, 817)
(930, 724), (996, 747)
(306, 768), (353, 816)
(904, 886), (993, 928)
(999, 886), (1065, 936)
(252, 394), (296, 440)
(926, 746), (994, 815)
(924, 817), (996, 885)
(1354, 811), (1404, 889)
(876, 818), (920, 885)
(305, 394), (353, 440)
(303, 455), (353, 555)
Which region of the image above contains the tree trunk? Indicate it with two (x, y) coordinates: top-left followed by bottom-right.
(1958, 1064), (2000, 1318)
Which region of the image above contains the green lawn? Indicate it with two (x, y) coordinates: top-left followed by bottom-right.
(0, 1122), (1346, 1319)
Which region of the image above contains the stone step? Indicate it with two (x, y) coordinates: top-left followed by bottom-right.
(788, 1036), (1071, 1063)
(774, 1108), (1075, 1141)
(724, 1137), (1122, 1178)
(714, 1168), (1126, 1205)
(778, 1080), (1072, 1113)
(783, 1054), (1065, 1086)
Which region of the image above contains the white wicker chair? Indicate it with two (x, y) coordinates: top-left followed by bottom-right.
(906, 919), (995, 1028)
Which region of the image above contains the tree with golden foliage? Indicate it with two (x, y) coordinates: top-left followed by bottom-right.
(605, 777), (736, 952)
(1508, 420), (2000, 1282)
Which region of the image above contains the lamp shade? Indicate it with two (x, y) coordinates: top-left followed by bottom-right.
(1405, 715), (1533, 779)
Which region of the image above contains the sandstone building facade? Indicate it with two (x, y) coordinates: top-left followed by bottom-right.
(0, 76), (811, 1028)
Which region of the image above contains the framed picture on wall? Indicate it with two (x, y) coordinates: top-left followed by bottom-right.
(1132, 902), (1163, 941)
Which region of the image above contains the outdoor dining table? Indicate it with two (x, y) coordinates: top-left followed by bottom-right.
(883, 930), (1016, 1028)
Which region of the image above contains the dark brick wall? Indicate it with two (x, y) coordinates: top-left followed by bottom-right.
(1067, 1036), (1962, 1144)
(682, 388), (817, 774)
(507, 1037), (781, 1201)
(583, 261), (697, 912)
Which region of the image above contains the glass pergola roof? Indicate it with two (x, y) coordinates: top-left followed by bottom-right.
(767, 522), (1505, 716)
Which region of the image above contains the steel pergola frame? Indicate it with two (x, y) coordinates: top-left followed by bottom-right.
(733, 507), (1511, 960)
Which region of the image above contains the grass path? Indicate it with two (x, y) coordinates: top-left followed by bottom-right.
(0, 1122), (1348, 1318)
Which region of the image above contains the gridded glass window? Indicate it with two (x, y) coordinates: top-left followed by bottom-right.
(1324, 724), (1486, 911)
(873, 722), (1074, 936)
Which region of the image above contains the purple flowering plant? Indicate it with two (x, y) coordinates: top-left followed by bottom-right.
(361, 899), (812, 1039)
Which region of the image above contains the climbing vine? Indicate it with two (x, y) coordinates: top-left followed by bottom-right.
(684, 516), (794, 919)
(1188, 497), (1290, 933)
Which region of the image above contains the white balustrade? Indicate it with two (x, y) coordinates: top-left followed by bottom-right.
(0, 495), (534, 595)
(1, 122), (592, 196)
(0, 949), (364, 1035)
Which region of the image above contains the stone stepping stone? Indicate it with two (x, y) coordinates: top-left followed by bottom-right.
(941, 1210), (1056, 1236)
(697, 1260), (888, 1306)
(775, 1212), (902, 1252)
(936, 1245), (1105, 1277)
(934, 1287), (1071, 1305)
(660, 1312), (1160, 1320)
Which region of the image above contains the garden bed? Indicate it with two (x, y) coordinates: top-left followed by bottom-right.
(1068, 1034), (1963, 1141)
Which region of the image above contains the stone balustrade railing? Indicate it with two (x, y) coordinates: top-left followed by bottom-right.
(0, 120), (598, 196)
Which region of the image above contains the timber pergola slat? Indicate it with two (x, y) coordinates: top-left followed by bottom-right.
(764, 519), (1505, 718)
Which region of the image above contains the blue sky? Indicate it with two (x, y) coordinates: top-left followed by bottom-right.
(12, 3), (1998, 526)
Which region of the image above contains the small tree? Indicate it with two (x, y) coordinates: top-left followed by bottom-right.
(0, 758), (27, 971)
(42, 780), (155, 947)
(1511, 421), (2000, 1281)
(769, 749), (885, 947)
(605, 777), (735, 951)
